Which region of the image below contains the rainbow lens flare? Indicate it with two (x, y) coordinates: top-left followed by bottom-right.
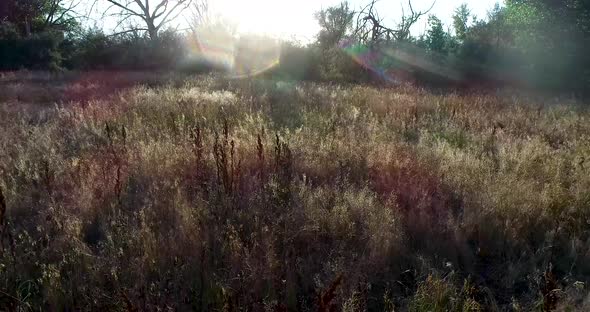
(187, 29), (280, 78)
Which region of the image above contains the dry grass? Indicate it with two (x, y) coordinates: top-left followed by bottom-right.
(0, 70), (589, 311)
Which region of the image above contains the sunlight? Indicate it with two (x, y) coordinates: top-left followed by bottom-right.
(213, 0), (323, 40)
(186, 0), (321, 77)
(188, 25), (235, 70)
(187, 24), (281, 78)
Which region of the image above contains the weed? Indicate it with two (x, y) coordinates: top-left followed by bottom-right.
(1, 72), (589, 310)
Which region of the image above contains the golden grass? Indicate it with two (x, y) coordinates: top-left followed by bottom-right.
(0, 71), (589, 310)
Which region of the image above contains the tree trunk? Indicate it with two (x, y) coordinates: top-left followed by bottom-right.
(25, 16), (31, 37)
(147, 20), (158, 39)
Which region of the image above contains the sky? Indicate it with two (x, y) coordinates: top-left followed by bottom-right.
(211, 0), (502, 41)
(87, 0), (502, 42)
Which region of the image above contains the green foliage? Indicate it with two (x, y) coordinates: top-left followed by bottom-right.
(444, 0), (589, 92)
(0, 0), (79, 36)
(501, 0), (590, 92)
(313, 2), (369, 82)
(452, 4), (471, 41)
(426, 15), (448, 54)
(0, 0), (78, 70)
(274, 42), (321, 81)
(0, 0), (587, 94)
(317, 45), (367, 82)
(315, 2), (354, 48)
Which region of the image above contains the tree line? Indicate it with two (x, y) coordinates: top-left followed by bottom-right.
(311, 0), (590, 93)
(1, 0), (589, 94)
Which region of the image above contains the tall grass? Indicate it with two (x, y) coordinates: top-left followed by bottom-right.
(0, 71), (589, 310)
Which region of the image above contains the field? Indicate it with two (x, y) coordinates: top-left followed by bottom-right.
(1, 71), (589, 311)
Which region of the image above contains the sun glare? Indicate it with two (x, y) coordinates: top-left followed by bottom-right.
(188, 13), (282, 78)
(213, 0), (321, 39)
(186, 0), (325, 77)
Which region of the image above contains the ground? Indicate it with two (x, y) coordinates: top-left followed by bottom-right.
(1, 71), (589, 311)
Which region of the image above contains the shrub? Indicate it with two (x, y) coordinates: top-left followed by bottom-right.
(62, 29), (186, 70)
(0, 31), (63, 70)
(272, 42), (321, 81)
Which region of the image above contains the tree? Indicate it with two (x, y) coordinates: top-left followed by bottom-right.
(42, 0), (81, 33)
(1, 0), (44, 36)
(354, 0), (435, 44)
(314, 2), (361, 81)
(426, 15), (447, 54)
(452, 3), (470, 41)
(315, 2), (354, 48)
(104, 0), (196, 39)
(0, 0), (80, 36)
(502, 0), (590, 91)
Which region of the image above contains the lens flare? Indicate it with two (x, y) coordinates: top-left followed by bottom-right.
(186, 29), (280, 78)
(186, 27), (236, 71)
(231, 35), (281, 78)
(381, 46), (462, 82)
(340, 40), (396, 82)
(340, 40), (462, 84)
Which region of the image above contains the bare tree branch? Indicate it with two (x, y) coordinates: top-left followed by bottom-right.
(187, 0), (208, 31)
(106, 0), (143, 17)
(104, 0), (199, 39)
(354, 0), (436, 44)
(152, 0), (169, 18)
(41, 0), (83, 31)
(108, 27), (150, 37)
(155, 0), (190, 29)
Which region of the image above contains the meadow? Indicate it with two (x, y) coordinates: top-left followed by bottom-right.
(1, 71), (589, 311)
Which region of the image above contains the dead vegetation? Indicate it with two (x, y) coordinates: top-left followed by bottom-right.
(0, 71), (589, 311)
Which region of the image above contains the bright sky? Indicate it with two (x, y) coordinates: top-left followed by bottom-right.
(88, 0), (502, 41)
(212, 0), (502, 41)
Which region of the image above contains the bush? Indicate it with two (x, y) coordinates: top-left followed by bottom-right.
(0, 28), (187, 71)
(0, 21), (20, 40)
(0, 31), (63, 70)
(69, 29), (186, 70)
(272, 42), (321, 81)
